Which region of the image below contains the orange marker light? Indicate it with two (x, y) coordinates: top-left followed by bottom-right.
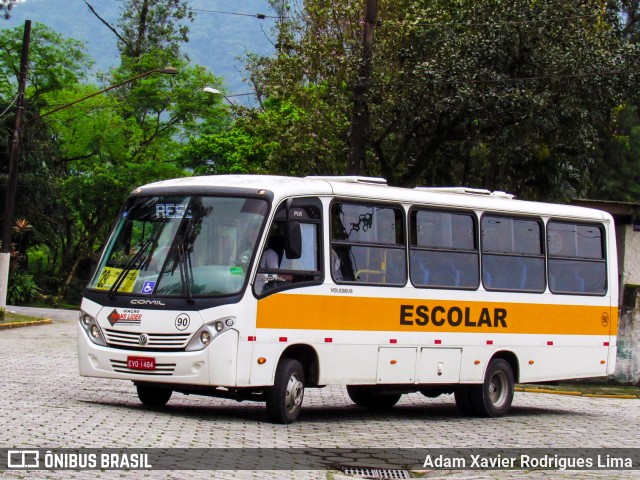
(390, 360), (397, 365)
(257, 357), (266, 365)
(529, 360), (535, 365)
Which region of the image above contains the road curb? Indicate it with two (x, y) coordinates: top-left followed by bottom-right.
(516, 385), (639, 399)
(0, 319), (53, 330)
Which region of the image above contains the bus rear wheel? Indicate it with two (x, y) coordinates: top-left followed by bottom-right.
(470, 358), (514, 417)
(346, 385), (401, 409)
(136, 384), (172, 407)
(266, 358), (305, 424)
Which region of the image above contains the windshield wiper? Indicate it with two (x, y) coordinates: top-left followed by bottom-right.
(108, 239), (152, 298)
(178, 242), (195, 303)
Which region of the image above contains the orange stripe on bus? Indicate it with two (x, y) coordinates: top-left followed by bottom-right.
(256, 294), (616, 336)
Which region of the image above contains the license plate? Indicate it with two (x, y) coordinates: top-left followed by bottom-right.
(127, 356), (156, 371)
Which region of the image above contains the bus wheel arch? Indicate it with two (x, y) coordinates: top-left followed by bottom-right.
(278, 344), (320, 387)
(490, 350), (519, 384)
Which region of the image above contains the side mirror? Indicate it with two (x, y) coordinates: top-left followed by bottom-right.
(285, 220), (302, 259)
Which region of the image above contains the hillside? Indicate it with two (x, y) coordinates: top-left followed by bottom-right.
(4, 0), (278, 104)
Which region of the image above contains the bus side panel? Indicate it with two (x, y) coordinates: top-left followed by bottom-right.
(607, 303), (618, 375)
(248, 340), (283, 386)
(517, 346), (611, 383)
(315, 344), (378, 384)
(208, 329), (239, 387)
(607, 219), (619, 375)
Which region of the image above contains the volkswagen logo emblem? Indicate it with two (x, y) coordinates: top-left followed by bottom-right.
(138, 334), (149, 346)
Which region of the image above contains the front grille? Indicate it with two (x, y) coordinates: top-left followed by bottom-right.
(110, 359), (176, 376)
(104, 328), (191, 349)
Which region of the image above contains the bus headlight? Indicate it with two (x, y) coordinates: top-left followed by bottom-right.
(185, 318), (235, 352)
(79, 311), (107, 346)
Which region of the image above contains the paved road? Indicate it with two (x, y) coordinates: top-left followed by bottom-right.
(1, 307), (639, 479)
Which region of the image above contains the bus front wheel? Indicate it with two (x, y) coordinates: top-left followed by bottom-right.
(470, 358), (514, 417)
(266, 358), (305, 424)
(136, 384), (172, 407)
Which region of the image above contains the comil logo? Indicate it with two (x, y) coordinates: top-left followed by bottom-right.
(8, 450), (39, 469)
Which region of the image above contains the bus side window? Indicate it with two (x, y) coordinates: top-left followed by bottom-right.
(481, 215), (545, 293)
(331, 202), (406, 286)
(409, 209), (479, 289)
(547, 221), (606, 295)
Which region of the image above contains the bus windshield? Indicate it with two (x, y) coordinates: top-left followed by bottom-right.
(88, 195), (268, 297)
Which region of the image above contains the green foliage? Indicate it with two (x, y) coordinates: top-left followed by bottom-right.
(0, 22), (92, 98)
(0, 23), (94, 287)
(117, 0), (193, 60)
(0, 0), (16, 19)
(247, 0), (635, 200)
(592, 105), (640, 200)
(179, 124), (272, 175)
(42, 1), (230, 300)
(7, 271), (41, 305)
(1, 3), (231, 302)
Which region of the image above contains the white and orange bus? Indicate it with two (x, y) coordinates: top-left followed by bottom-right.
(78, 175), (618, 423)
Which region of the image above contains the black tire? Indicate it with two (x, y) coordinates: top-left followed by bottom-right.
(136, 384), (172, 407)
(420, 386), (452, 398)
(346, 385), (402, 409)
(470, 358), (514, 417)
(454, 385), (476, 416)
(266, 358), (305, 424)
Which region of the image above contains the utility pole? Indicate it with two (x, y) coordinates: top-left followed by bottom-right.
(347, 0), (378, 176)
(0, 19), (31, 315)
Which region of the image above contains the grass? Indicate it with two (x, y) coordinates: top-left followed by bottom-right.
(519, 382), (640, 397)
(0, 311), (47, 324)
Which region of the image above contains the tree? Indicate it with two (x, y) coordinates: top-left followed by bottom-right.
(84, 0), (192, 61)
(246, 0), (634, 200)
(0, 0), (16, 19)
(0, 23), (93, 296)
(41, 0), (229, 300)
(592, 105), (640, 200)
(592, 1), (640, 201)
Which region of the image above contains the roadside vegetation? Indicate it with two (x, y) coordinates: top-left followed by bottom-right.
(2, 0), (640, 306)
(0, 311), (46, 325)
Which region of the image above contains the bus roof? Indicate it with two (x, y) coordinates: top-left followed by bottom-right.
(136, 175), (611, 222)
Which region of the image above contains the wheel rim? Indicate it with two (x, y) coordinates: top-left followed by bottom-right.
(285, 373), (304, 413)
(488, 370), (509, 407)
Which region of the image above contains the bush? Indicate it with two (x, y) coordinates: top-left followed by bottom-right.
(7, 271), (42, 305)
